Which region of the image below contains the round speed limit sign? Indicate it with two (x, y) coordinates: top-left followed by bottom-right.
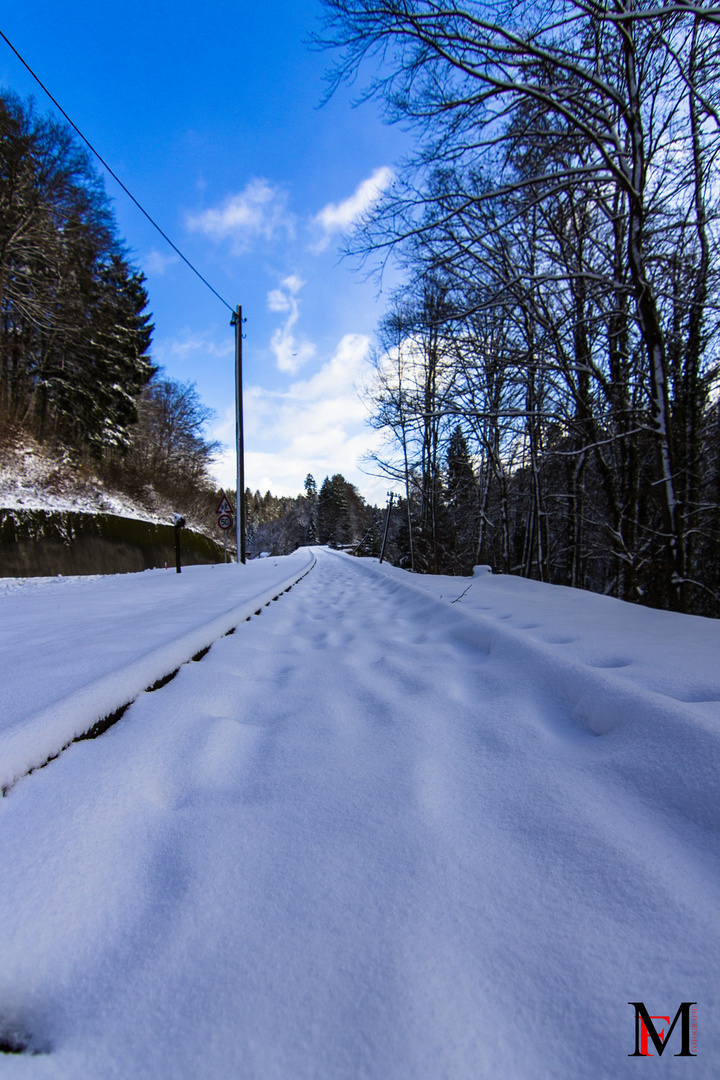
(218, 513), (233, 531)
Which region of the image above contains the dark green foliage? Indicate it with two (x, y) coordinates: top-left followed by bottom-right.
(317, 474), (352, 547)
(354, 512), (383, 557)
(0, 93), (232, 535)
(304, 473), (319, 543)
(444, 425), (478, 574)
(241, 475), (376, 557)
(0, 92), (155, 458)
(446, 425), (474, 508)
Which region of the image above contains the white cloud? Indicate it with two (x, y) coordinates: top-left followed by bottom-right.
(153, 331), (234, 367)
(143, 249), (179, 275)
(267, 289), (291, 314)
(267, 276), (316, 375)
(186, 179), (295, 253)
(312, 167), (395, 251)
(281, 274), (305, 295)
(210, 334), (386, 501)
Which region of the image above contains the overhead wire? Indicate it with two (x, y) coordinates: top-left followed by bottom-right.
(0, 27), (235, 314)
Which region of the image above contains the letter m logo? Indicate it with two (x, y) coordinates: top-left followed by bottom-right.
(629, 1002), (697, 1057)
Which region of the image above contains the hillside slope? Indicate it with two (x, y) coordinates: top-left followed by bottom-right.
(0, 438), (227, 575)
(1, 436), (182, 524)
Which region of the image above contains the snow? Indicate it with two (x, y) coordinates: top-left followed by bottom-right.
(0, 549), (718, 1076)
(1, 438), (178, 523)
(0, 553), (314, 791)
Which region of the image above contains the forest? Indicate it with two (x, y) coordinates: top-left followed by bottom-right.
(319, 0), (720, 615)
(244, 473), (381, 557)
(0, 92), (219, 523)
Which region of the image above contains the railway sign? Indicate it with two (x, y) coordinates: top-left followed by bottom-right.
(216, 493), (234, 516)
(218, 513), (233, 531)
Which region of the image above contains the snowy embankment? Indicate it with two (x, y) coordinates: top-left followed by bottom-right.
(367, 557), (720, 836)
(0, 438), (173, 524)
(0, 552), (314, 792)
(0, 549), (718, 1077)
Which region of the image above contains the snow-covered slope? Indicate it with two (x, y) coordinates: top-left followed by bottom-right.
(1, 437), (175, 523)
(0, 551), (717, 1077)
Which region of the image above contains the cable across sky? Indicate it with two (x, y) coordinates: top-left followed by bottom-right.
(0, 26), (235, 314)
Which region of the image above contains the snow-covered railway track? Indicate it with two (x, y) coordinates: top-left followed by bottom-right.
(0, 554), (315, 795)
(1, 548), (719, 1075)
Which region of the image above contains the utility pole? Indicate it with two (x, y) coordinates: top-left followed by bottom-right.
(379, 492), (394, 564)
(232, 305), (246, 564)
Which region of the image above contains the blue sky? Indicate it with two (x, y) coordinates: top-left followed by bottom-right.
(0, 1), (407, 501)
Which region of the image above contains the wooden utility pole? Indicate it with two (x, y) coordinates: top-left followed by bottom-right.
(379, 492), (394, 564)
(232, 305), (246, 564)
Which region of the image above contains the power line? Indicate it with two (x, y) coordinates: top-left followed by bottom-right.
(0, 27), (234, 313)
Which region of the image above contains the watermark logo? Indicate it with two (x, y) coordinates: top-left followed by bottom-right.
(629, 1002), (697, 1057)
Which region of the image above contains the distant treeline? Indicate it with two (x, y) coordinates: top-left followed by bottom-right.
(243, 474), (383, 557)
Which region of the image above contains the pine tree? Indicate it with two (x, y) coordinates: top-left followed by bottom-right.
(304, 473), (318, 542)
(76, 257), (155, 455)
(0, 92), (155, 458)
(446, 424), (478, 574)
(317, 474), (351, 547)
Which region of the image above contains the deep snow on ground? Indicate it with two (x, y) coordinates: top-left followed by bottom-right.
(0, 553), (314, 791)
(0, 550), (718, 1078)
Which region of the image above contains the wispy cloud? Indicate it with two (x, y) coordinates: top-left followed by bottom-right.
(153, 330), (234, 370)
(211, 333), (385, 499)
(312, 166), (395, 251)
(267, 276), (316, 375)
(186, 179), (295, 253)
(143, 249), (180, 275)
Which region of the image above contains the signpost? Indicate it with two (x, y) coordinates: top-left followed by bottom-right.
(216, 492), (235, 563)
(173, 514), (185, 573)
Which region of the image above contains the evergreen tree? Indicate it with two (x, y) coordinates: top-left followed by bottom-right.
(446, 424), (478, 572)
(446, 425), (474, 505)
(0, 92), (155, 458)
(304, 473), (318, 542)
(70, 257), (155, 455)
(317, 474), (352, 546)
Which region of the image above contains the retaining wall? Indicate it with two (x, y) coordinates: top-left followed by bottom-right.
(0, 509), (227, 577)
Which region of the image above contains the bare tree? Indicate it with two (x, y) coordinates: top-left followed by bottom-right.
(319, 0), (720, 611)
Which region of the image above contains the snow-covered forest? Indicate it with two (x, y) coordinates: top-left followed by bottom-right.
(320, 0), (720, 616)
(244, 473), (380, 557)
(0, 93), (220, 525)
(0, 93), (154, 454)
